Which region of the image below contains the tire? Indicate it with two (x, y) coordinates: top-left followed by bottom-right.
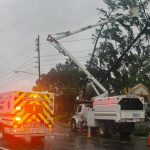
(2, 127), (9, 141)
(91, 127), (99, 137)
(2, 130), (7, 140)
(118, 123), (134, 137)
(70, 119), (77, 132)
(119, 129), (132, 137)
(107, 127), (113, 137)
(98, 124), (107, 137)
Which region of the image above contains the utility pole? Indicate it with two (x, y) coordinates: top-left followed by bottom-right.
(36, 35), (41, 80)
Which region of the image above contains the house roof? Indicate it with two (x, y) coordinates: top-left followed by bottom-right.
(128, 83), (150, 96)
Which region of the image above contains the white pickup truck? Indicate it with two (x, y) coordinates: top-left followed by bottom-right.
(70, 95), (145, 137)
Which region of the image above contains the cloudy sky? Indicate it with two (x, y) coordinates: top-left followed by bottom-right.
(0, 0), (106, 92)
(1, 0), (148, 92)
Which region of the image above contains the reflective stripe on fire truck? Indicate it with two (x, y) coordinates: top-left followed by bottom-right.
(13, 92), (54, 128)
(14, 92), (26, 107)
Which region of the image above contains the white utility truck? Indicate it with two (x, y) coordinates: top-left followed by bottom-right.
(71, 96), (145, 136)
(0, 91), (54, 140)
(47, 34), (145, 137)
(46, 4), (147, 136)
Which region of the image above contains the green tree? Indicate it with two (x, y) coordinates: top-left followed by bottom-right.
(87, 0), (150, 94)
(33, 60), (84, 92)
(33, 60), (85, 117)
(33, 0), (150, 102)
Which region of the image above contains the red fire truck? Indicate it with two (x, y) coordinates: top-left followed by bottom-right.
(0, 91), (54, 140)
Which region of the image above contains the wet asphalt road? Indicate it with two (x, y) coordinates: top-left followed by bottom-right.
(0, 134), (149, 150)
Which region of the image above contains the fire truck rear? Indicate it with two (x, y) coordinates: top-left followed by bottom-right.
(0, 91), (54, 140)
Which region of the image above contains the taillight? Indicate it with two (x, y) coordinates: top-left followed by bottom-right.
(16, 106), (21, 111)
(33, 94), (37, 98)
(15, 117), (21, 121)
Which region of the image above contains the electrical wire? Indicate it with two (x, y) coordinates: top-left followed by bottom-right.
(40, 57), (90, 67)
(0, 63), (37, 80)
(0, 43), (35, 69)
(0, 51), (36, 78)
(0, 73), (36, 91)
(40, 38), (91, 46)
(41, 55), (90, 63)
(40, 48), (94, 58)
(0, 50), (35, 69)
(0, 37), (94, 90)
(0, 47), (36, 77)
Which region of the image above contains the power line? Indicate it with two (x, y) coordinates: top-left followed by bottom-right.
(0, 61), (36, 79)
(0, 43), (35, 69)
(62, 38), (91, 43)
(40, 38), (91, 46)
(0, 73), (36, 92)
(0, 48), (36, 73)
(41, 55), (90, 63)
(0, 65), (36, 80)
(0, 70), (37, 85)
(40, 57), (90, 67)
(0, 71), (14, 80)
(40, 48), (95, 57)
(0, 45), (36, 81)
(0, 42), (38, 91)
(0, 49), (36, 77)
(101, 22), (149, 83)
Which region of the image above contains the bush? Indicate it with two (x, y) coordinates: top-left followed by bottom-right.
(134, 122), (150, 136)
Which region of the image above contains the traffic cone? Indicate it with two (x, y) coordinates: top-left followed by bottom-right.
(87, 126), (91, 138)
(147, 133), (150, 146)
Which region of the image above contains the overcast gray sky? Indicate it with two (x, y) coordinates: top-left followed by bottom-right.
(0, 0), (106, 92)
(1, 0), (149, 92)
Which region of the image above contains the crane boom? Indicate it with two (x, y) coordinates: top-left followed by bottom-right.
(47, 0), (150, 41)
(47, 35), (108, 97)
(46, 1), (150, 98)
(47, 7), (139, 41)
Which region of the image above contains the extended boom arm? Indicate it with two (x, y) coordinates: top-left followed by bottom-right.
(47, 7), (138, 41)
(47, 35), (108, 97)
(46, 1), (150, 98)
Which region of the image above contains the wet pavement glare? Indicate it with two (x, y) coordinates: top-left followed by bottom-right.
(0, 134), (149, 150)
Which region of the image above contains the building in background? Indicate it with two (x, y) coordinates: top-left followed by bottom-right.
(124, 83), (150, 103)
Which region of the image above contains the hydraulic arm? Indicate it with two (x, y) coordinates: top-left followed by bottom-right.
(47, 35), (108, 97)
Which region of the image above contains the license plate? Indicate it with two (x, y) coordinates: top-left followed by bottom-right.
(133, 113), (141, 118)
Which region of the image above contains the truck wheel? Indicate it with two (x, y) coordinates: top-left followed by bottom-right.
(98, 124), (107, 137)
(91, 128), (98, 136)
(2, 131), (7, 140)
(70, 120), (77, 132)
(2, 128), (10, 141)
(118, 123), (134, 137)
(119, 130), (132, 137)
(107, 127), (113, 137)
